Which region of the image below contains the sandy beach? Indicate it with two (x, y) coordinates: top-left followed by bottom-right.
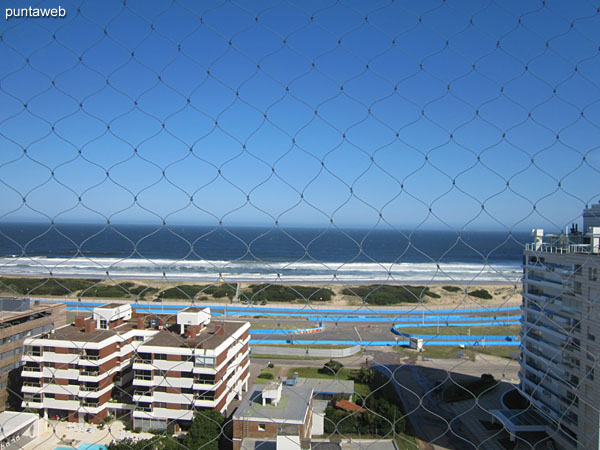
(0, 275), (522, 308)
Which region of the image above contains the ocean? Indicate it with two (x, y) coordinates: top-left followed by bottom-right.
(0, 223), (528, 283)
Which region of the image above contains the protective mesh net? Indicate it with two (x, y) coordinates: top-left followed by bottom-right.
(0, 1), (599, 449)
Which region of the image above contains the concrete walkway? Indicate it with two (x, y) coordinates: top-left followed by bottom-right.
(22, 420), (154, 450)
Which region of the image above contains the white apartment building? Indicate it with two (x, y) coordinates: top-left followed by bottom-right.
(131, 307), (250, 431)
(21, 303), (156, 423)
(20, 303), (250, 430)
(516, 204), (600, 449)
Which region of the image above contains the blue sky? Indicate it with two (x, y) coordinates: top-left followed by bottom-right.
(1, 0), (599, 231)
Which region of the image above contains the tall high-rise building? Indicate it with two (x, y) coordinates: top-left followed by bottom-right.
(518, 204), (599, 449)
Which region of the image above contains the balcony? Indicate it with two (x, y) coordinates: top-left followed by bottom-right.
(81, 400), (100, 408)
(23, 381), (41, 388)
(525, 242), (594, 254)
(80, 369), (100, 377)
(80, 385), (99, 392)
(135, 405), (152, 413)
(134, 390), (152, 398)
(134, 374), (153, 381)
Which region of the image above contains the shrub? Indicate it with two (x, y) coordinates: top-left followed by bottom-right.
(468, 289), (493, 300)
(247, 284), (334, 302)
(342, 285), (439, 305)
(442, 285), (462, 293)
(258, 372), (274, 380)
(203, 284), (236, 298)
(355, 367), (375, 384)
(320, 360), (343, 375)
(0, 277), (99, 296)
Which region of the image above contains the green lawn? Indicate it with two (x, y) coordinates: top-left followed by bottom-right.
(250, 353), (333, 360)
(354, 382), (371, 399)
(256, 343), (354, 349)
(293, 366), (356, 380)
(393, 345), (517, 360)
(395, 325), (521, 336)
(249, 321), (312, 329)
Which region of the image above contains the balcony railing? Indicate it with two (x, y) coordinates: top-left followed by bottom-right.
(81, 401), (99, 407)
(134, 390), (152, 397)
(80, 370), (100, 376)
(80, 385), (99, 392)
(526, 242), (595, 254)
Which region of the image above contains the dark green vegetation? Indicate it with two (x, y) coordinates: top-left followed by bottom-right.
(246, 284), (334, 302)
(325, 368), (406, 437)
(203, 284), (236, 298)
(0, 277), (99, 296)
(343, 285), (440, 305)
(319, 359), (344, 375)
(467, 288), (493, 300)
(442, 285), (462, 293)
(80, 282), (156, 298)
(108, 410), (224, 450)
(443, 374), (498, 403)
(0, 277), (156, 298)
(257, 372), (274, 380)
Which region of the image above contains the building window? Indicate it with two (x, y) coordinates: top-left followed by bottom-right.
(589, 267), (598, 281)
(258, 424), (266, 432)
(154, 354), (167, 360)
(99, 320), (108, 329)
(194, 356), (215, 367)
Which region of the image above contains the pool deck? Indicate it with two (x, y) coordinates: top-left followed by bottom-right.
(21, 420), (154, 450)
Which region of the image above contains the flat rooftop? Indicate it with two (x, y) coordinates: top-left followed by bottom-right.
(295, 378), (354, 395)
(0, 301), (62, 322)
(181, 307), (206, 312)
(142, 321), (247, 349)
(96, 302), (127, 309)
(233, 385), (312, 424)
(44, 321), (137, 343)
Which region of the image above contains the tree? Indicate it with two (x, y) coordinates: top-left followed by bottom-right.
(355, 367), (375, 385)
(184, 410), (225, 450)
(319, 360), (343, 375)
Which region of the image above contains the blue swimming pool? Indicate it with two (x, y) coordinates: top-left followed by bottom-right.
(54, 445), (107, 450)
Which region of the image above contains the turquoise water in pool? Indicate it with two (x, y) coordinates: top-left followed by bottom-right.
(54, 445), (107, 450)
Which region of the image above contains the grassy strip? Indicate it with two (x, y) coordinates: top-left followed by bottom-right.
(250, 354), (332, 361)
(252, 343), (354, 349)
(395, 324), (521, 336)
(393, 345), (517, 360)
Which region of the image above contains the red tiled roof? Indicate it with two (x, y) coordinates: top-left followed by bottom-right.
(335, 400), (365, 412)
